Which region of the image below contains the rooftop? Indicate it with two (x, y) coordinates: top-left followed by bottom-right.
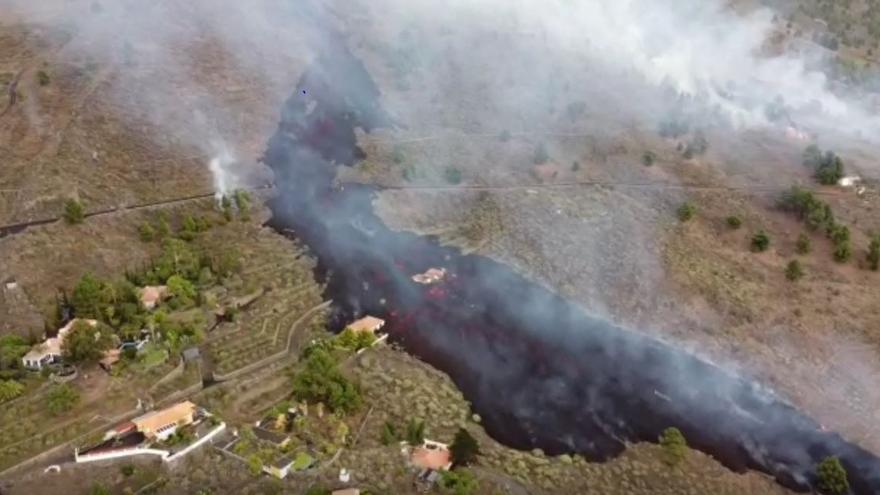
(347, 315), (385, 333)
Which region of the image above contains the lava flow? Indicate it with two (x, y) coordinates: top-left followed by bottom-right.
(263, 23), (880, 495)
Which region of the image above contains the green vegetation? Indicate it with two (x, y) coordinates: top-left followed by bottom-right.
(642, 151), (656, 166)
(802, 145), (845, 185)
(247, 454), (262, 476)
(221, 196), (233, 222)
(785, 260), (805, 282)
(381, 421), (398, 446)
(816, 456), (849, 495)
(234, 189), (252, 220)
(121, 464), (136, 477)
(659, 427), (688, 466)
(405, 418), (426, 446)
(335, 328), (376, 352)
(677, 202), (696, 222)
(70, 273), (146, 335)
(533, 143), (549, 164)
(138, 222), (156, 242)
(439, 469), (479, 495)
(292, 451), (315, 470)
(292, 348), (361, 414)
(89, 483), (110, 495)
(305, 487), (331, 495)
(61, 320), (114, 364)
(445, 167), (463, 185)
(796, 233), (812, 255)
(450, 428), (480, 466)
(391, 145), (405, 164)
(0, 335), (30, 376)
(62, 199), (85, 225)
(725, 216), (742, 229)
(0, 380), (24, 402)
(166, 275), (196, 309)
(751, 231), (770, 252)
(47, 384), (80, 415)
(780, 187), (851, 262)
(868, 236), (880, 271)
(36, 70), (50, 86)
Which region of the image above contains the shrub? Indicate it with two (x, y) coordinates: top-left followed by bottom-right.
(121, 464), (135, 477)
(659, 427), (687, 466)
(868, 236), (880, 271)
(445, 167), (463, 185)
(0, 379), (24, 402)
(642, 151), (656, 166)
(89, 484), (110, 495)
(292, 348), (361, 414)
(234, 189), (251, 219)
(37, 70), (50, 86)
(815, 152), (845, 185)
(816, 456), (849, 495)
(785, 260), (804, 281)
(63, 199), (85, 225)
(751, 231), (770, 252)
(62, 320), (114, 363)
(833, 241), (852, 263)
(305, 487), (331, 495)
(47, 384), (80, 415)
(450, 428), (480, 466)
(138, 222), (156, 242)
(726, 216), (742, 229)
(381, 421), (398, 446)
(677, 202), (696, 222)
(439, 469), (479, 495)
(796, 233), (812, 255)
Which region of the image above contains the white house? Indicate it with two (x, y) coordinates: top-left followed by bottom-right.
(22, 319), (98, 370)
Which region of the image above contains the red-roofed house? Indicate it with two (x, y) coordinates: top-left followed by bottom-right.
(409, 439), (452, 471)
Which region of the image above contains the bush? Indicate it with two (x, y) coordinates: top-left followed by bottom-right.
(47, 384), (80, 415)
(62, 320), (114, 363)
(445, 167), (463, 185)
(659, 427), (687, 466)
(292, 348), (361, 414)
(815, 152), (845, 185)
(751, 231), (770, 252)
(677, 202), (696, 222)
(642, 151), (656, 166)
(868, 236), (880, 271)
(381, 421), (398, 446)
(796, 233), (812, 255)
(785, 260), (804, 281)
(833, 241), (852, 263)
(406, 418), (425, 446)
(0, 379), (24, 402)
(305, 487), (331, 495)
(439, 469), (479, 495)
(726, 216), (742, 229)
(37, 70), (50, 86)
(121, 464), (135, 477)
(63, 199), (85, 225)
(450, 428), (480, 466)
(89, 484), (110, 495)
(816, 456), (849, 495)
(139, 222), (156, 242)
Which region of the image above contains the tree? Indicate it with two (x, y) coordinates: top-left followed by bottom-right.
(533, 143), (549, 164)
(439, 469), (479, 495)
(833, 241), (852, 263)
(815, 151), (845, 185)
(868, 236), (880, 271)
(406, 418), (425, 445)
(751, 231), (770, 252)
(445, 167), (463, 185)
(63, 199), (85, 225)
(37, 70), (50, 86)
(166, 275), (197, 308)
(292, 348), (362, 414)
(381, 421), (398, 446)
(816, 456), (849, 495)
(138, 222), (156, 242)
(336, 328), (376, 352)
(726, 216), (742, 229)
(677, 202), (696, 222)
(785, 260), (804, 281)
(0, 335), (30, 370)
(234, 189), (252, 220)
(71, 273), (106, 319)
(0, 380), (24, 402)
(642, 151), (656, 167)
(47, 384), (80, 415)
(659, 427), (688, 466)
(450, 428), (480, 466)
(62, 320), (113, 364)
(247, 454), (263, 476)
(796, 233), (812, 255)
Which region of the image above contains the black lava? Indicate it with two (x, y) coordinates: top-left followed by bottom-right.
(262, 17), (880, 494)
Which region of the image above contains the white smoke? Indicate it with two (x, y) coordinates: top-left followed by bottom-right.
(207, 142), (237, 201)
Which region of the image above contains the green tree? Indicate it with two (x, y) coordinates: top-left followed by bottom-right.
(221, 195), (234, 222)
(138, 222), (156, 242)
(0, 379), (24, 402)
(642, 151), (656, 167)
(677, 202), (696, 222)
(796, 233), (812, 255)
(659, 427), (688, 466)
(234, 189), (252, 220)
(533, 143), (549, 164)
(292, 348), (361, 414)
(381, 421), (398, 446)
(247, 454), (263, 476)
(815, 151), (845, 185)
(868, 235), (880, 271)
(450, 428), (480, 466)
(439, 469), (479, 495)
(37, 70), (50, 86)
(0, 335), (30, 370)
(166, 275), (197, 308)
(47, 383), (80, 415)
(406, 418), (425, 445)
(816, 456), (849, 495)
(751, 231), (770, 252)
(63, 199), (85, 225)
(445, 167), (463, 185)
(72, 273), (106, 319)
(833, 241), (852, 263)
(121, 464), (136, 477)
(726, 216), (742, 229)
(62, 321), (113, 364)
(785, 260), (804, 281)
